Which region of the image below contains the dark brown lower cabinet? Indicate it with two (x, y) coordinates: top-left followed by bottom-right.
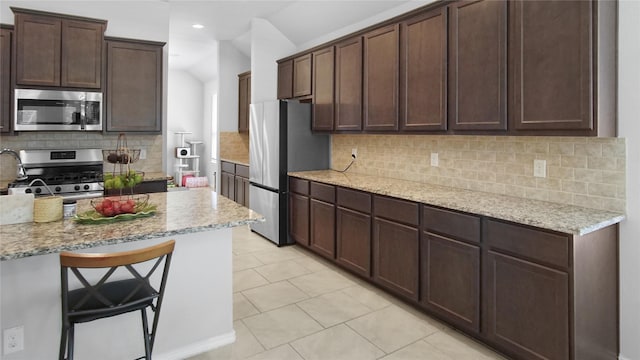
(336, 207), (371, 277)
(235, 176), (246, 206)
(310, 198), (336, 259)
(220, 171), (234, 199)
(422, 232), (480, 333)
(484, 250), (569, 360)
(373, 217), (419, 301)
(290, 192), (310, 246)
(287, 176), (619, 360)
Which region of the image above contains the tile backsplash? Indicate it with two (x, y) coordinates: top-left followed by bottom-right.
(219, 131), (249, 163)
(0, 132), (162, 182)
(332, 135), (626, 213)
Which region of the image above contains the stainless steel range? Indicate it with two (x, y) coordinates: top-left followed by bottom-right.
(8, 149), (104, 201)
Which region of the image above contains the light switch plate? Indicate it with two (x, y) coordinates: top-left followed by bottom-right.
(430, 152), (439, 167)
(534, 159), (547, 178)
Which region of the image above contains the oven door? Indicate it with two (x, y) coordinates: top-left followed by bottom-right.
(14, 89), (102, 131)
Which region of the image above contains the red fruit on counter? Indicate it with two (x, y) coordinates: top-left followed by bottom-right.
(121, 203), (134, 214)
(102, 206), (115, 217)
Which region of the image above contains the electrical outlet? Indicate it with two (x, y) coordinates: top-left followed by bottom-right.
(430, 152), (439, 167)
(4, 326), (24, 355)
(351, 148), (358, 159)
(533, 159), (547, 178)
(139, 148), (147, 160)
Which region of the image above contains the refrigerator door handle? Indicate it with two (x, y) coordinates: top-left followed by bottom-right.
(249, 103), (263, 184)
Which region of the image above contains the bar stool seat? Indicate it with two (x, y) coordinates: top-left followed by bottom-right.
(59, 240), (175, 360)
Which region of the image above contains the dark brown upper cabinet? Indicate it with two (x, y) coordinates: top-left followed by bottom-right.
(105, 38), (164, 133)
(335, 37), (363, 131)
(400, 7), (448, 132)
(238, 71), (250, 133)
(277, 59), (293, 100)
(1, 27), (12, 134)
(293, 54), (312, 98)
(363, 24), (399, 131)
(13, 8), (105, 89)
(509, 0), (593, 133)
(448, 0), (507, 131)
(312, 46), (335, 131)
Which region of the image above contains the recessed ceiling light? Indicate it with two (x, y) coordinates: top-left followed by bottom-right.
(192, 24), (204, 29)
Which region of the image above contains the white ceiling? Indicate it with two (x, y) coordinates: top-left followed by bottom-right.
(167, 0), (430, 81)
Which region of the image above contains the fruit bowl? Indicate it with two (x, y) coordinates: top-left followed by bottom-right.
(91, 194), (150, 217)
(103, 170), (145, 191)
(102, 149), (141, 164)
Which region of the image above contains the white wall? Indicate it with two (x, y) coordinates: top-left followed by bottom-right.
(250, 18), (296, 103)
(204, 79), (219, 189)
(618, 1), (640, 359)
(218, 41), (250, 132)
(167, 70), (204, 181)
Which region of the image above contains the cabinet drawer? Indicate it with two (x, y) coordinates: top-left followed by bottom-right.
(485, 219), (569, 269)
(221, 161), (235, 173)
(310, 182), (335, 203)
(337, 187), (371, 213)
(374, 195), (419, 227)
(236, 164), (249, 178)
(289, 177), (309, 195)
(423, 206), (480, 243)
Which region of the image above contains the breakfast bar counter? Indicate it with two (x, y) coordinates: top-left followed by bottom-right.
(0, 188), (263, 360)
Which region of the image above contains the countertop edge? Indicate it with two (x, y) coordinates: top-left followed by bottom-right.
(1, 217), (263, 261)
(288, 171), (625, 236)
(220, 158), (250, 167)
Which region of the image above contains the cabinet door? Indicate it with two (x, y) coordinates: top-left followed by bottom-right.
(335, 37), (363, 131)
(484, 251), (569, 360)
(422, 232), (479, 333)
(15, 13), (61, 86)
(510, 0), (593, 132)
(290, 193), (310, 246)
(312, 46), (335, 131)
(400, 8), (447, 131)
(449, 0), (507, 131)
(61, 20), (103, 88)
(235, 176), (245, 205)
(0, 28), (11, 134)
(373, 218), (419, 300)
(337, 207), (371, 277)
(243, 177), (250, 208)
(106, 40), (163, 133)
(221, 171), (234, 199)
(293, 54), (312, 97)
(363, 24), (399, 131)
(277, 59), (293, 99)
(238, 72), (250, 132)
(310, 199), (336, 259)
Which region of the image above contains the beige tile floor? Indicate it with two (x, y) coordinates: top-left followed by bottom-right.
(188, 226), (507, 360)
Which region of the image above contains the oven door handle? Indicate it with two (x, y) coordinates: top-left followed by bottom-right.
(60, 191), (104, 201)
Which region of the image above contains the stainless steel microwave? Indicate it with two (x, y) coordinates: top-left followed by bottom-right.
(14, 89), (103, 131)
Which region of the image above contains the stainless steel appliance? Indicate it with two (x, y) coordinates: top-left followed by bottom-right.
(249, 100), (330, 246)
(8, 149), (104, 201)
(14, 89), (102, 131)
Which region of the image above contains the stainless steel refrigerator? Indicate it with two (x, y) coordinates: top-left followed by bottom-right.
(249, 100), (330, 246)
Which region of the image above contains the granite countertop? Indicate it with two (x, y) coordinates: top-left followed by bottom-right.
(0, 188), (264, 261)
(221, 157), (250, 167)
(288, 170), (625, 236)
(143, 172), (172, 182)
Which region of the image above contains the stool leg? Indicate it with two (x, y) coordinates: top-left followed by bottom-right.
(141, 309), (151, 360)
(68, 325), (75, 360)
(59, 324), (68, 360)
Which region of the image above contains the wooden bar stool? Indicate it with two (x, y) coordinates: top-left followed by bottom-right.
(59, 240), (175, 360)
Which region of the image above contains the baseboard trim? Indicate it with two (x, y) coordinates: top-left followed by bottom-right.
(154, 330), (236, 360)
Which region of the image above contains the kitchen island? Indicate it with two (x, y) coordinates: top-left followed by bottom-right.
(0, 188), (263, 360)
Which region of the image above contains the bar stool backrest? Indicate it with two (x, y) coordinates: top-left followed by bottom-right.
(59, 240), (175, 359)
